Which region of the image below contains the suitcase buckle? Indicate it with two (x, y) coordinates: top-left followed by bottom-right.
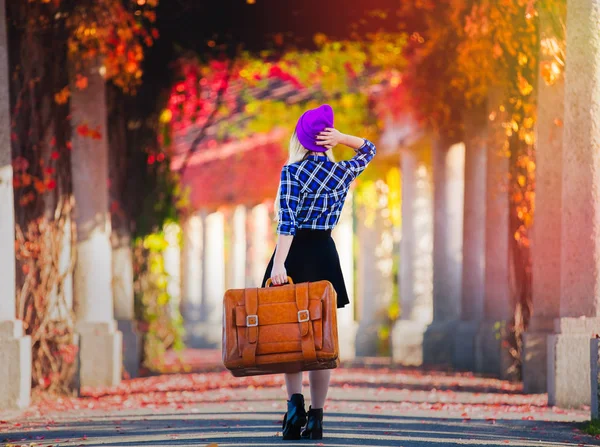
(297, 310), (310, 323)
(246, 315), (259, 327)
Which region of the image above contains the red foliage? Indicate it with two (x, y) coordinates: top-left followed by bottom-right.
(181, 137), (287, 209)
(166, 60), (240, 137)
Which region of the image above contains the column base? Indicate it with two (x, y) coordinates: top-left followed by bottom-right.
(391, 320), (428, 366)
(338, 319), (358, 361)
(0, 321), (31, 409)
(355, 321), (383, 357)
(185, 321), (222, 349)
(548, 317), (600, 408)
(475, 320), (514, 379)
(181, 301), (202, 326)
(591, 338), (600, 419)
(423, 320), (459, 367)
(77, 321), (122, 388)
(117, 320), (142, 379)
(453, 320), (479, 371)
(522, 317), (554, 394)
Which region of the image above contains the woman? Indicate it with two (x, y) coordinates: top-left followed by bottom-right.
(261, 104), (376, 440)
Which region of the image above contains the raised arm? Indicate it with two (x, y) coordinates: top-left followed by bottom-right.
(316, 128), (376, 178)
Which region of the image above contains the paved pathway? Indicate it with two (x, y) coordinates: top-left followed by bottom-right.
(1, 362), (598, 447)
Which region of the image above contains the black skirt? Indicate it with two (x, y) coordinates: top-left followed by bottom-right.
(261, 229), (349, 309)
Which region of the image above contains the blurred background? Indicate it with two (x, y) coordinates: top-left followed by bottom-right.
(5, 0), (589, 413)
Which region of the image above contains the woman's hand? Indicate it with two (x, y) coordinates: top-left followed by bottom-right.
(270, 262), (288, 286)
(316, 128), (345, 150)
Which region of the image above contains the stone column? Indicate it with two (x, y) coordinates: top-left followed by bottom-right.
(193, 210), (225, 348)
(475, 89), (512, 378)
(423, 138), (465, 366)
(522, 8), (565, 393)
(355, 182), (394, 357)
(246, 203), (270, 287)
(181, 213), (203, 346)
(454, 105), (487, 371)
(332, 191), (357, 360)
(548, 0), (600, 408)
(392, 148), (434, 365)
(0, 0), (31, 407)
(227, 205), (246, 289)
(71, 59), (122, 387)
(112, 232), (141, 379)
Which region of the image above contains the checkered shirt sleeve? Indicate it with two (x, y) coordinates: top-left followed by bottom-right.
(277, 164), (301, 236)
(338, 139), (376, 179)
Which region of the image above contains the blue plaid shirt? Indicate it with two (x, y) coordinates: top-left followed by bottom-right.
(277, 139), (376, 236)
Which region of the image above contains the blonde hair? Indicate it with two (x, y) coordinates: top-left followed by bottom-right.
(273, 131), (335, 219)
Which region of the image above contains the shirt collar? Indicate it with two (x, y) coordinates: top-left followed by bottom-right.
(306, 154), (329, 162)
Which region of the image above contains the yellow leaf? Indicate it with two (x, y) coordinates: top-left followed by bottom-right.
(159, 109), (172, 124)
(157, 292), (169, 306)
(518, 74), (534, 96)
(523, 117), (534, 129)
(517, 175), (526, 187)
(518, 52), (528, 66)
(378, 326), (390, 340)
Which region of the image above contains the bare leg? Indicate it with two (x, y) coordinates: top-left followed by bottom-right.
(308, 369), (331, 409)
(285, 372), (303, 398)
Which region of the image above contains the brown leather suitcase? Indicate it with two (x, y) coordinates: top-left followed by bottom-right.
(222, 277), (340, 377)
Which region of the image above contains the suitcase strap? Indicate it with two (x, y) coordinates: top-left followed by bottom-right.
(296, 283), (317, 363)
(242, 285), (318, 365)
(242, 288), (259, 364)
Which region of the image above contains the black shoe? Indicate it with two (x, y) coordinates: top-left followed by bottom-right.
(282, 394), (307, 440)
(301, 406), (323, 440)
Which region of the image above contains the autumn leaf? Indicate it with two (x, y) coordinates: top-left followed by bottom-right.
(21, 173), (32, 187)
(54, 86), (70, 105)
(144, 10), (157, 22)
(89, 127), (102, 140)
(34, 179), (46, 193)
(75, 74), (89, 90)
(12, 156), (29, 171)
(76, 124), (90, 137)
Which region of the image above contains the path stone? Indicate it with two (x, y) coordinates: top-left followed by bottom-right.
(1, 360), (595, 447)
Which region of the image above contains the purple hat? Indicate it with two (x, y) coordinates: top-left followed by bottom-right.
(295, 104), (334, 152)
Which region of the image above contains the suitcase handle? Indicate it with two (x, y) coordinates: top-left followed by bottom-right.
(265, 276), (294, 287)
